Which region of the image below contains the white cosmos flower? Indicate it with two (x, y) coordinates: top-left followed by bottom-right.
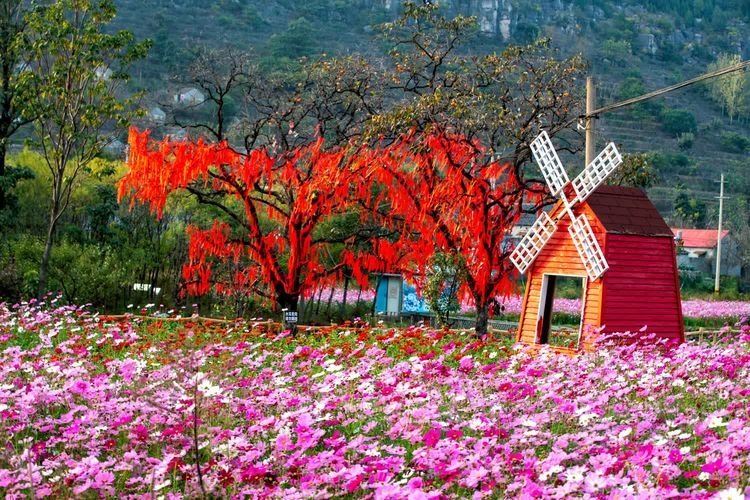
(707, 416), (726, 428)
(716, 487), (745, 500)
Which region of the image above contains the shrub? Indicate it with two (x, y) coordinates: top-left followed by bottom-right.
(659, 108), (697, 136)
(719, 131), (750, 153)
(677, 132), (694, 150)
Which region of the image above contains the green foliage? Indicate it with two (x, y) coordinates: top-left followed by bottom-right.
(601, 39), (632, 63)
(616, 75), (661, 119)
(673, 188), (707, 227)
(658, 108), (697, 136)
(607, 152), (658, 188)
(617, 76), (646, 100)
(678, 272), (742, 300)
(0, 1), (37, 213)
(0, 165), (34, 230)
(677, 132), (694, 150)
(705, 53), (746, 122)
(719, 131), (750, 153)
(422, 253), (465, 327)
(268, 17), (320, 60)
(648, 151), (691, 176)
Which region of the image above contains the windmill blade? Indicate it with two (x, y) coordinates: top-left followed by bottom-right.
(530, 131), (570, 197)
(571, 142), (623, 203)
(568, 215), (608, 281)
(510, 212), (557, 274)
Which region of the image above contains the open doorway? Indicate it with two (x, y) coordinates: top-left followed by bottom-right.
(537, 274), (586, 348)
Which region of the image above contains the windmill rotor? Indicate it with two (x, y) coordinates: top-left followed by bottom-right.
(510, 131), (623, 281)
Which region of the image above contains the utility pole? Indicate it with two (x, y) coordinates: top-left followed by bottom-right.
(580, 60), (750, 158)
(585, 76), (596, 166)
(715, 173), (727, 294)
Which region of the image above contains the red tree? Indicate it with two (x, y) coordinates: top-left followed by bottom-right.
(361, 129), (540, 335)
(118, 127), (371, 311)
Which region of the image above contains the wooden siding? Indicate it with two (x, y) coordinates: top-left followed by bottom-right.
(600, 234), (683, 341)
(517, 205), (604, 345)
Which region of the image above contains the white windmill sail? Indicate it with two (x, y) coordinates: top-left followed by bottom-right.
(510, 212), (556, 274)
(530, 131), (569, 197)
(571, 142), (622, 204)
(568, 214), (609, 281)
(511, 131), (623, 281)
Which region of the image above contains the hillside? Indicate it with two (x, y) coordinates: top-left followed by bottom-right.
(111, 0), (750, 224)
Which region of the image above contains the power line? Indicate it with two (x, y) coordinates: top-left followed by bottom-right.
(582, 60), (750, 120)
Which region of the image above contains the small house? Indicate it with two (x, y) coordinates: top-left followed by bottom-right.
(103, 138), (126, 158)
(149, 107), (167, 125)
(517, 186), (684, 350)
(373, 273), (403, 316)
(672, 228), (741, 278)
(95, 66), (113, 81)
(173, 87), (206, 107)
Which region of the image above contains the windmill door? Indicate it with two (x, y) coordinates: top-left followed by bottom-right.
(536, 273), (587, 349)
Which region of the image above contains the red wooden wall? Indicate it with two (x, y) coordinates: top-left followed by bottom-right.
(599, 234), (684, 343)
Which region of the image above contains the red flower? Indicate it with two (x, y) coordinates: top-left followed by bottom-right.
(446, 428), (464, 440)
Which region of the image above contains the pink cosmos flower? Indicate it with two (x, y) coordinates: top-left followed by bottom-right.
(423, 427), (441, 448)
(701, 457), (724, 474)
(459, 356), (474, 373)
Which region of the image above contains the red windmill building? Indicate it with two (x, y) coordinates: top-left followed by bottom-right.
(510, 132), (684, 351)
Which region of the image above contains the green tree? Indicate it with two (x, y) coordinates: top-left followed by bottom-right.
(423, 253), (465, 327)
(673, 187), (707, 228)
(719, 131), (750, 153)
(659, 108), (696, 136)
(23, 0), (150, 297)
(269, 17), (320, 60)
(601, 38), (631, 63)
(0, 1), (35, 217)
(706, 53), (746, 123)
(607, 152), (658, 188)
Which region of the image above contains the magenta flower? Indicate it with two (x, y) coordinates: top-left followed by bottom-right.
(701, 457), (724, 474)
(423, 427), (441, 448)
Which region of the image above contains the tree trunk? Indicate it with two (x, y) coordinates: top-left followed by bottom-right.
(277, 291), (300, 334)
(325, 286), (335, 317)
(475, 301), (489, 337)
(0, 139), (7, 211)
(315, 287), (324, 315)
(276, 292), (299, 311)
(37, 220), (56, 298)
(340, 275), (349, 316)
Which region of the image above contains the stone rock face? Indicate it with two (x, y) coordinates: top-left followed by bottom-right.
(637, 33), (658, 55)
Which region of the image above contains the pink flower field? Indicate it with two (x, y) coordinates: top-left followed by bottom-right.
(1, 300), (750, 498)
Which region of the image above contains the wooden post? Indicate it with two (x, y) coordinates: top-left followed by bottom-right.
(715, 173), (725, 294)
(585, 76), (596, 166)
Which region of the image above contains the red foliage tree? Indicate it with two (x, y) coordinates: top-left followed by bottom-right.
(118, 127), (371, 311)
(362, 128), (540, 335)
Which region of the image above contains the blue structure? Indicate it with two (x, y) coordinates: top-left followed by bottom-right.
(374, 274), (402, 316)
(374, 274), (430, 316)
(401, 282), (429, 313)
